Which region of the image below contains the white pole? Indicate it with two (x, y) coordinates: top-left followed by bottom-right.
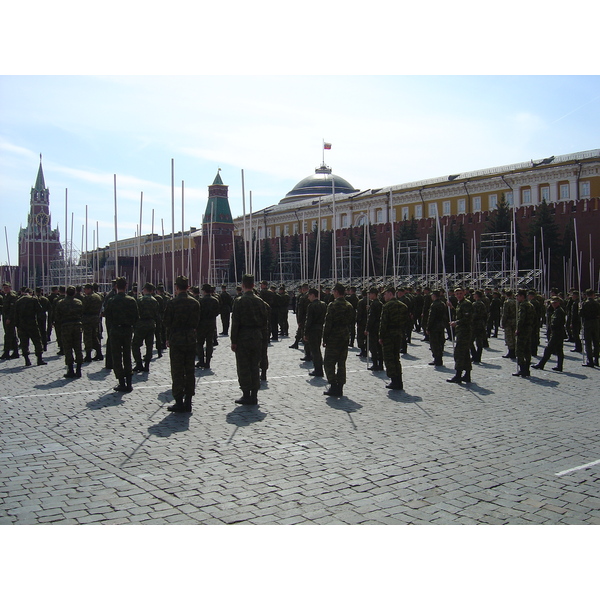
(171, 159), (175, 292)
(241, 169), (247, 273)
(150, 209), (155, 285)
(138, 191), (143, 289)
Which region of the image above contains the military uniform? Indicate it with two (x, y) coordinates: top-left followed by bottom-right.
(580, 294), (600, 367)
(197, 287), (220, 369)
(219, 288), (233, 335)
(104, 288), (139, 391)
(259, 283), (278, 341)
(164, 285), (200, 411)
(35, 290), (50, 351)
(471, 296), (488, 364)
(277, 289), (290, 337)
(231, 288), (269, 403)
(132, 290), (159, 372)
(1, 287), (19, 359)
(514, 297), (537, 377)
(533, 301), (566, 371)
(355, 293), (368, 357)
(426, 295), (448, 366)
(366, 295), (383, 370)
(13, 292), (46, 366)
(292, 288), (310, 355)
(448, 296), (473, 383)
(379, 296), (408, 389)
(501, 296), (517, 358)
(304, 296), (327, 376)
(54, 289), (84, 377)
(322, 294), (355, 396)
(345, 291), (359, 346)
(82, 289), (103, 362)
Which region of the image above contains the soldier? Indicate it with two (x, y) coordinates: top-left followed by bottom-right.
(219, 284), (233, 336)
(291, 283), (310, 358)
(196, 283), (220, 370)
(533, 297), (567, 372)
(132, 282), (160, 373)
(487, 291), (502, 338)
(1, 282), (20, 359)
(155, 283), (170, 353)
(501, 289), (517, 359)
(513, 289), (537, 378)
(164, 275), (201, 412)
(13, 288), (47, 366)
(35, 288), (50, 351)
(447, 287), (473, 384)
(259, 280), (278, 342)
(231, 274), (269, 405)
(580, 288), (600, 368)
(378, 286), (408, 390)
(304, 288), (327, 377)
(277, 286), (290, 337)
(81, 283), (103, 363)
(322, 283), (355, 397)
(366, 287), (384, 371)
(396, 288), (413, 350)
(413, 287), (425, 334)
(46, 286), (60, 343)
(104, 277), (139, 392)
(101, 280), (117, 369)
(471, 290), (488, 364)
(54, 285), (84, 378)
(426, 289), (449, 367)
(569, 290), (583, 353)
(355, 288), (369, 357)
(345, 286), (359, 347)
(528, 289), (543, 357)
(421, 287), (432, 342)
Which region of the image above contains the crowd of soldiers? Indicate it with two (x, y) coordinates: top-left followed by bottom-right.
(1, 277), (599, 410)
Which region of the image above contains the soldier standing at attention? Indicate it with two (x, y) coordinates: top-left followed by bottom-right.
(54, 285), (84, 378)
(533, 296), (567, 372)
(196, 283), (220, 370)
(13, 287), (47, 367)
(46, 286), (60, 344)
(471, 290), (488, 364)
(132, 283), (160, 373)
(219, 284), (233, 336)
(104, 277), (139, 392)
(82, 283), (103, 363)
(378, 286), (407, 390)
(290, 283), (309, 350)
(1, 282), (20, 359)
(580, 288), (600, 368)
(447, 287), (473, 384)
(101, 280), (118, 369)
(426, 289), (449, 367)
(355, 288), (369, 358)
(322, 283), (355, 397)
(259, 280), (278, 342)
(231, 274), (269, 405)
(34, 288), (50, 351)
(277, 286), (290, 337)
(366, 287), (384, 371)
(569, 290), (583, 353)
(513, 289), (537, 378)
(304, 288), (327, 377)
(501, 289), (517, 359)
(345, 286), (359, 347)
(163, 276), (200, 412)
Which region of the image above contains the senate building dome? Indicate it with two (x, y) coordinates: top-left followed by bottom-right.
(280, 163), (358, 204)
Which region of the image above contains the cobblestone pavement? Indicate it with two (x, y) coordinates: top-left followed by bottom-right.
(1, 324), (599, 525)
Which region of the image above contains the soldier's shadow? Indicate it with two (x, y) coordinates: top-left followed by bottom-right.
(86, 369), (113, 381)
(477, 362), (502, 370)
(388, 391), (423, 404)
(306, 377), (328, 388)
(529, 377), (559, 387)
(148, 413), (191, 436)
(463, 382), (494, 396)
(35, 377), (76, 390)
(87, 391), (126, 409)
(226, 405), (267, 426)
(326, 397), (362, 412)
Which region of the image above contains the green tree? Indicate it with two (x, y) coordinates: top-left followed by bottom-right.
(525, 199), (561, 274)
(260, 237), (274, 279)
(486, 192), (512, 233)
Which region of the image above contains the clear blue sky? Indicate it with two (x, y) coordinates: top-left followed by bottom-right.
(1, 6), (599, 267)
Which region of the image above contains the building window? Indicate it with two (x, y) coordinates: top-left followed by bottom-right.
(473, 196), (481, 212)
(311, 220), (317, 231)
(442, 201), (451, 216)
(284, 225), (289, 236)
(293, 223), (298, 235)
(580, 181), (590, 198)
(303, 222), (308, 233)
(541, 187), (550, 202)
(321, 219), (328, 231)
(506, 192), (514, 207)
(415, 204), (422, 219)
(341, 214), (348, 228)
(275, 226), (280, 237)
(267, 227), (271, 238)
(376, 209), (384, 223)
(488, 194), (497, 210)
(356, 215), (366, 227)
(428, 203), (437, 217)
(258, 227), (263, 239)
(401, 206), (409, 221)
(522, 189), (531, 205)
(559, 183), (570, 199)
(457, 199), (466, 214)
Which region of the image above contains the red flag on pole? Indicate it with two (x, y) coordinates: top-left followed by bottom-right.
(323, 142), (332, 150)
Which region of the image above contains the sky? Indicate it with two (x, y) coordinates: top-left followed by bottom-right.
(1, 4), (599, 268)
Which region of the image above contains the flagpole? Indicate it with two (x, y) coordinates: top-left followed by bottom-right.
(161, 219), (166, 286)
(170, 159), (175, 292)
(150, 209), (155, 286)
(181, 180), (185, 278)
(241, 169), (247, 274)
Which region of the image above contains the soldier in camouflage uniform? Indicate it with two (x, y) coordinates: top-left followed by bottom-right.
(426, 289), (449, 367)
(528, 289), (543, 357)
(533, 296), (567, 372)
(231, 274), (269, 405)
(155, 283), (170, 353)
(13, 288), (47, 366)
(355, 289), (369, 357)
(322, 283), (356, 397)
(277, 286), (290, 337)
(35, 288), (50, 351)
(219, 284), (233, 335)
(196, 283), (220, 370)
(1, 282), (20, 359)
(569, 290), (582, 353)
(345, 286), (359, 347)
(259, 280), (278, 342)
(101, 280), (117, 369)
(513, 289), (537, 378)
(366, 287), (384, 371)
(501, 289), (517, 359)
(54, 285), (84, 378)
(82, 283), (103, 363)
(447, 288), (473, 383)
(378, 286), (408, 390)
(104, 277), (139, 392)
(163, 275), (200, 412)
(304, 288), (327, 377)
(132, 283), (160, 373)
(470, 290), (488, 364)
(290, 283), (309, 354)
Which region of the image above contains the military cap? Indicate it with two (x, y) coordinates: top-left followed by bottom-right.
(35, 287), (42, 293)
(115, 276), (127, 289)
(333, 283), (345, 295)
(572, 290), (579, 295)
(191, 286), (200, 294)
(550, 296), (561, 303)
(242, 274), (255, 287)
(2, 281), (11, 286)
(260, 280), (268, 285)
(142, 282), (155, 292)
(20, 286), (28, 293)
(59, 286), (66, 292)
(368, 287), (379, 294)
(279, 286), (286, 291)
(586, 288), (595, 295)
(201, 283), (212, 292)
(386, 286), (396, 294)
(84, 283), (93, 289)
(157, 283), (164, 291)
(176, 275), (189, 288)
(66, 285), (76, 295)
(308, 288), (319, 296)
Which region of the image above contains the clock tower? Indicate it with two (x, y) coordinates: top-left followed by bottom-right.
(18, 156), (63, 287)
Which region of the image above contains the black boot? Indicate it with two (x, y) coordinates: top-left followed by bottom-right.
(309, 369), (323, 377)
(246, 390), (258, 405)
(114, 377), (127, 391)
(92, 351), (103, 361)
(75, 363), (82, 378)
(24, 354), (32, 366)
(532, 362), (544, 370)
(64, 365), (76, 378)
(83, 352), (92, 363)
(236, 390), (251, 404)
(447, 370), (463, 383)
(461, 370), (471, 383)
(183, 395), (192, 412)
(124, 375), (133, 392)
(323, 384), (341, 396)
(289, 341), (299, 349)
(204, 357), (211, 370)
(168, 396), (185, 412)
(36, 354), (47, 366)
(386, 376), (403, 390)
(133, 362), (144, 372)
(10, 351), (19, 359)
(0, 351), (9, 360)
(260, 368), (267, 381)
(142, 360), (150, 372)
